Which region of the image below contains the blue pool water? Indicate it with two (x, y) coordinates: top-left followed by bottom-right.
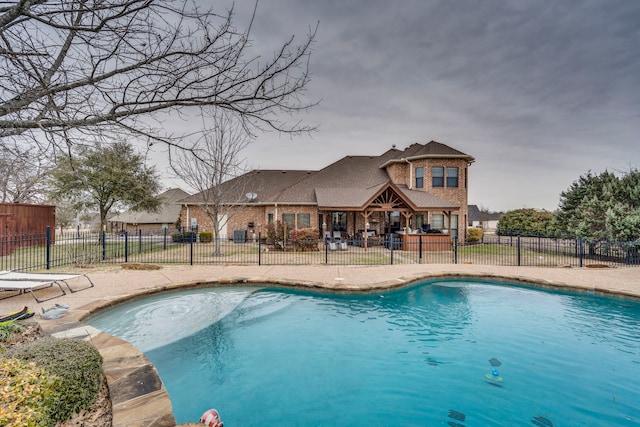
(87, 280), (640, 426)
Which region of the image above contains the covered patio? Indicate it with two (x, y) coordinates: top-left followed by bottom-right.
(316, 183), (462, 250)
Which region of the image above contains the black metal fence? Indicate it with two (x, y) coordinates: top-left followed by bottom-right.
(1, 227), (639, 272)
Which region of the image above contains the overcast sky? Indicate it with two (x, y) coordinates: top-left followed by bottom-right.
(159, 0), (640, 212)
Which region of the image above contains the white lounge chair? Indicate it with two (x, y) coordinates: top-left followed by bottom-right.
(0, 271), (94, 293)
(0, 279), (66, 303)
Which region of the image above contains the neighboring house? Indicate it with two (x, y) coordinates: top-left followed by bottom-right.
(468, 204), (502, 234)
(110, 188), (190, 235)
(179, 141), (475, 241)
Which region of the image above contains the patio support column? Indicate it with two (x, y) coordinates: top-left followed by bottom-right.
(443, 210), (452, 235)
(361, 211), (371, 251)
(402, 211), (412, 232)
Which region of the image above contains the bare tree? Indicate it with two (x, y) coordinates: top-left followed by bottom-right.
(172, 111), (251, 255)
(0, 145), (50, 203)
(53, 198), (78, 234)
(0, 0), (317, 155)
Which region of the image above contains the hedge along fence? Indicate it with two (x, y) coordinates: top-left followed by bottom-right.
(1, 227), (639, 272)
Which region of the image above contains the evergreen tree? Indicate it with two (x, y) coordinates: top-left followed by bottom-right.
(553, 169), (640, 241)
(50, 141), (162, 233)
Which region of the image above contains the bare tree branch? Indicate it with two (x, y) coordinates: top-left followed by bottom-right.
(0, 0), (318, 153)
(0, 143), (51, 203)
(171, 110), (253, 254)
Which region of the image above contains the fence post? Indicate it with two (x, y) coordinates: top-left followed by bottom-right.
(46, 226), (51, 270)
(190, 232), (194, 265)
(517, 235), (521, 266)
(124, 231), (129, 263)
(102, 230), (106, 261)
(579, 236), (583, 267)
(138, 229), (142, 254)
(325, 237), (329, 264)
(453, 237), (458, 264)
(258, 232), (262, 265)
(626, 246), (630, 266)
(419, 234), (423, 264)
(538, 232), (541, 253)
(390, 236), (394, 265)
(163, 228), (167, 250)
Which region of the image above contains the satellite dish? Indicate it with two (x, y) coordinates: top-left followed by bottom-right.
(246, 192), (257, 201)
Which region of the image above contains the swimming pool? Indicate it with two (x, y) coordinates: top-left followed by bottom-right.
(87, 280), (640, 426)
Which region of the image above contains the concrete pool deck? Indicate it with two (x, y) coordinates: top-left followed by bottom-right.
(2, 263), (640, 426)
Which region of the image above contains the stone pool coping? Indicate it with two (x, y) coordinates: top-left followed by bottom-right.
(27, 264), (640, 426)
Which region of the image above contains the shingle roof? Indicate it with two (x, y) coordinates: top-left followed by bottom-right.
(468, 204), (504, 223)
(184, 141), (473, 210)
(179, 170), (315, 204)
(395, 185), (459, 210)
(110, 188), (190, 224)
(315, 183), (387, 208)
(379, 140), (475, 167)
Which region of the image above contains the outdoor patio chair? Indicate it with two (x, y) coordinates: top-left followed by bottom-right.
(0, 270), (94, 293)
(328, 242), (338, 251)
(0, 279), (67, 303)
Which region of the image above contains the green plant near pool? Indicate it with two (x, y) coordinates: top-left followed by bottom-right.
(0, 357), (61, 427)
(0, 322), (23, 343)
(4, 337), (103, 425)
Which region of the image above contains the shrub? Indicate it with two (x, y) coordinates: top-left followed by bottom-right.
(289, 228), (320, 251)
(7, 337), (103, 423)
(0, 357), (62, 427)
(265, 221), (285, 249)
(172, 231), (195, 242)
(497, 208), (554, 237)
(467, 228), (483, 242)
(199, 231), (213, 243)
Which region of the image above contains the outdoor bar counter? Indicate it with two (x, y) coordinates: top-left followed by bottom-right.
(397, 231), (452, 252)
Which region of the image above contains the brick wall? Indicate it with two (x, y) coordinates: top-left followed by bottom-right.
(180, 204), (320, 240)
(383, 158), (470, 235)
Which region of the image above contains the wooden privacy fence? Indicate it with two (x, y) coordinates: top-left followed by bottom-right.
(0, 203), (56, 256)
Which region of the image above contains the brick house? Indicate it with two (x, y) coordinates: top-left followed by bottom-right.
(178, 141), (475, 241)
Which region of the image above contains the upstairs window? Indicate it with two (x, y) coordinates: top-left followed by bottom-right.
(415, 167), (424, 188)
(446, 167), (459, 188)
(432, 167), (444, 188)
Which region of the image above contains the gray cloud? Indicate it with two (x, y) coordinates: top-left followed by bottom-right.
(161, 0), (640, 211)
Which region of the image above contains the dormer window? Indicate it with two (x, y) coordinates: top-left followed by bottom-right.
(415, 167), (424, 188)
